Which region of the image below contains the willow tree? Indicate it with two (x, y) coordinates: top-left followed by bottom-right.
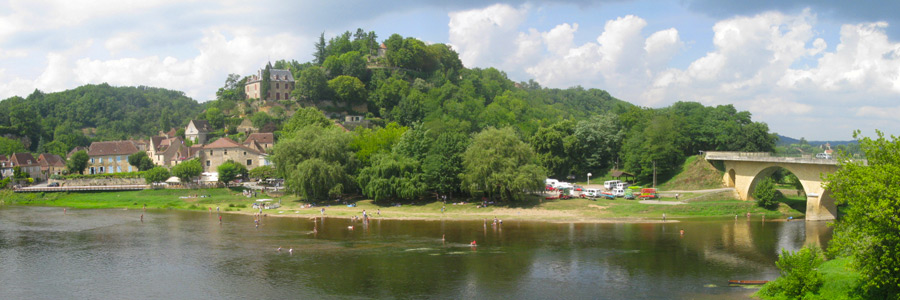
(461, 127), (545, 202)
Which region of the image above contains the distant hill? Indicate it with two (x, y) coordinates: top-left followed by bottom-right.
(0, 84), (202, 151)
(777, 135), (856, 147)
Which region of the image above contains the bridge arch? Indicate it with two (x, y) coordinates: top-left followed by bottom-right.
(745, 166), (810, 202)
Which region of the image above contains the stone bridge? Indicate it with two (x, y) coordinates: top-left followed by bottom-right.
(704, 151), (858, 221)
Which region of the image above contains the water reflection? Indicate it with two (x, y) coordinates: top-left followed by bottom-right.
(0, 207), (831, 299)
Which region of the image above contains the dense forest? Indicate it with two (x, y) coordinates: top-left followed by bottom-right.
(0, 28), (778, 203)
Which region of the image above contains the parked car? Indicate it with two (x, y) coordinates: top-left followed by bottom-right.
(815, 153), (833, 159)
(48, 182), (60, 187)
(613, 188), (625, 197)
(583, 188), (600, 198)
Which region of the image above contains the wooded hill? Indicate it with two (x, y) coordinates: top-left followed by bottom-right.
(0, 28), (778, 203)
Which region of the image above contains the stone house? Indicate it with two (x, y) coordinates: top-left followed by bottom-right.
(237, 118), (257, 135)
(201, 137), (269, 173)
(148, 136), (191, 167)
(243, 132), (274, 154)
(86, 141), (141, 174)
(38, 153), (66, 178)
(185, 120), (211, 145)
(244, 68), (294, 101)
(2, 153), (43, 180)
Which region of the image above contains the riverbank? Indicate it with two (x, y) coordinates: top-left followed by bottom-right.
(0, 188), (804, 223)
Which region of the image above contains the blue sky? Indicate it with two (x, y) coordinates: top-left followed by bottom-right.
(1, 0), (899, 140)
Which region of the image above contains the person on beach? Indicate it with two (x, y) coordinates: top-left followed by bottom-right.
(321, 208), (325, 215)
(63, 208), (66, 215)
(219, 215), (222, 223)
(679, 229), (684, 236)
(441, 206), (444, 214)
(377, 209), (380, 216)
(662, 213), (666, 222)
(140, 213), (144, 222)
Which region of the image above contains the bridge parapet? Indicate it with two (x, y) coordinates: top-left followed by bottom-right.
(704, 151), (840, 165)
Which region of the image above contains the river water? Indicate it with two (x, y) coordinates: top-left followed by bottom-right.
(0, 206), (831, 299)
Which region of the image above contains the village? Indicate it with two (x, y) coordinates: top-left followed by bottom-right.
(0, 64), (370, 188)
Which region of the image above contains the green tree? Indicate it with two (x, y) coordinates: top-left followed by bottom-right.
(39, 140), (69, 157)
(757, 246), (824, 298)
(272, 125), (355, 202)
(293, 66), (329, 101)
(13, 166), (29, 180)
(530, 120), (576, 179)
(370, 75), (410, 117)
(572, 113), (624, 174)
(753, 177), (781, 208)
(327, 75), (367, 106)
(216, 73), (247, 101)
(144, 166), (171, 185)
(260, 63), (272, 100)
(423, 130), (469, 197)
(217, 160), (248, 184)
(0, 136), (26, 156)
(322, 51), (367, 80)
(314, 32), (326, 65)
(282, 107), (333, 136)
(66, 150), (89, 174)
(172, 159), (202, 185)
(623, 114), (685, 183)
(461, 127), (546, 202)
(128, 151), (155, 171)
(205, 107), (224, 129)
(249, 165), (275, 180)
(357, 152), (426, 203)
(825, 131), (900, 297)
(350, 122), (407, 165)
(250, 111), (273, 128)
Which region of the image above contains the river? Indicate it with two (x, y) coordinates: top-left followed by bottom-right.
(0, 206), (831, 299)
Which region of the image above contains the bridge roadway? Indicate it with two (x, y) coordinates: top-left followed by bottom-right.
(14, 184), (149, 193)
(704, 151), (864, 221)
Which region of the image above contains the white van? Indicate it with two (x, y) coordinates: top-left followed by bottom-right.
(584, 188), (600, 198)
(556, 182), (574, 190)
(613, 188), (625, 197)
(604, 180), (621, 190)
(546, 178), (560, 187)
(815, 153), (833, 159)
(616, 182), (629, 190)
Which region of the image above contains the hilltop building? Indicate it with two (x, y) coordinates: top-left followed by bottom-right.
(244, 67), (294, 101)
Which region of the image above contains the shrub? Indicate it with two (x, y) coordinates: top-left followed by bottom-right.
(758, 246), (825, 298)
(754, 177), (782, 208)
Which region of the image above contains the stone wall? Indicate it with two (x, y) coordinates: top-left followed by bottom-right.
(50, 177), (145, 186)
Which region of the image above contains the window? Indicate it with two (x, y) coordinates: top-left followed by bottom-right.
(243, 151), (246, 155)
(128, 166), (132, 172)
(276, 93), (280, 100)
(116, 156), (121, 162)
(99, 166), (104, 173)
(247, 159), (252, 166)
(90, 167), (95, 174)
(98, 157), (102, 163)
(209, 150), (213, 155)
(276, 82), (279, 89)
(224, 150), (227, 155)
(206, 160), (210, 167)
(117, 166), (122, 173)
(284, 93), (289, 99)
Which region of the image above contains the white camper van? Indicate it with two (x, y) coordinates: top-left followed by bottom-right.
(604, 180), (621, 190)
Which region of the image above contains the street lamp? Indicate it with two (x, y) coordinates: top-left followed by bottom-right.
(587, 173), (592, 185)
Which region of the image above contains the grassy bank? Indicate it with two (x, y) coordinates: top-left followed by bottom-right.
(756, 257), (862, 300)
(0, 188), (804, 222)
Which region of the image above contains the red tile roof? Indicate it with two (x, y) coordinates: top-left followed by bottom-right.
(244, 132), (274, 145)
(87, 141), (140, 156)
(10, 153), (38, 166)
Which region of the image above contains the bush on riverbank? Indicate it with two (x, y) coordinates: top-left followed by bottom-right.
(757, 256), (862, 300)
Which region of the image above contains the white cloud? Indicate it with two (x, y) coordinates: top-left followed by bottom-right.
(448, 3), (529, 68)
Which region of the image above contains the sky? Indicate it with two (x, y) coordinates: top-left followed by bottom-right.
(2, 0), (900, 141)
